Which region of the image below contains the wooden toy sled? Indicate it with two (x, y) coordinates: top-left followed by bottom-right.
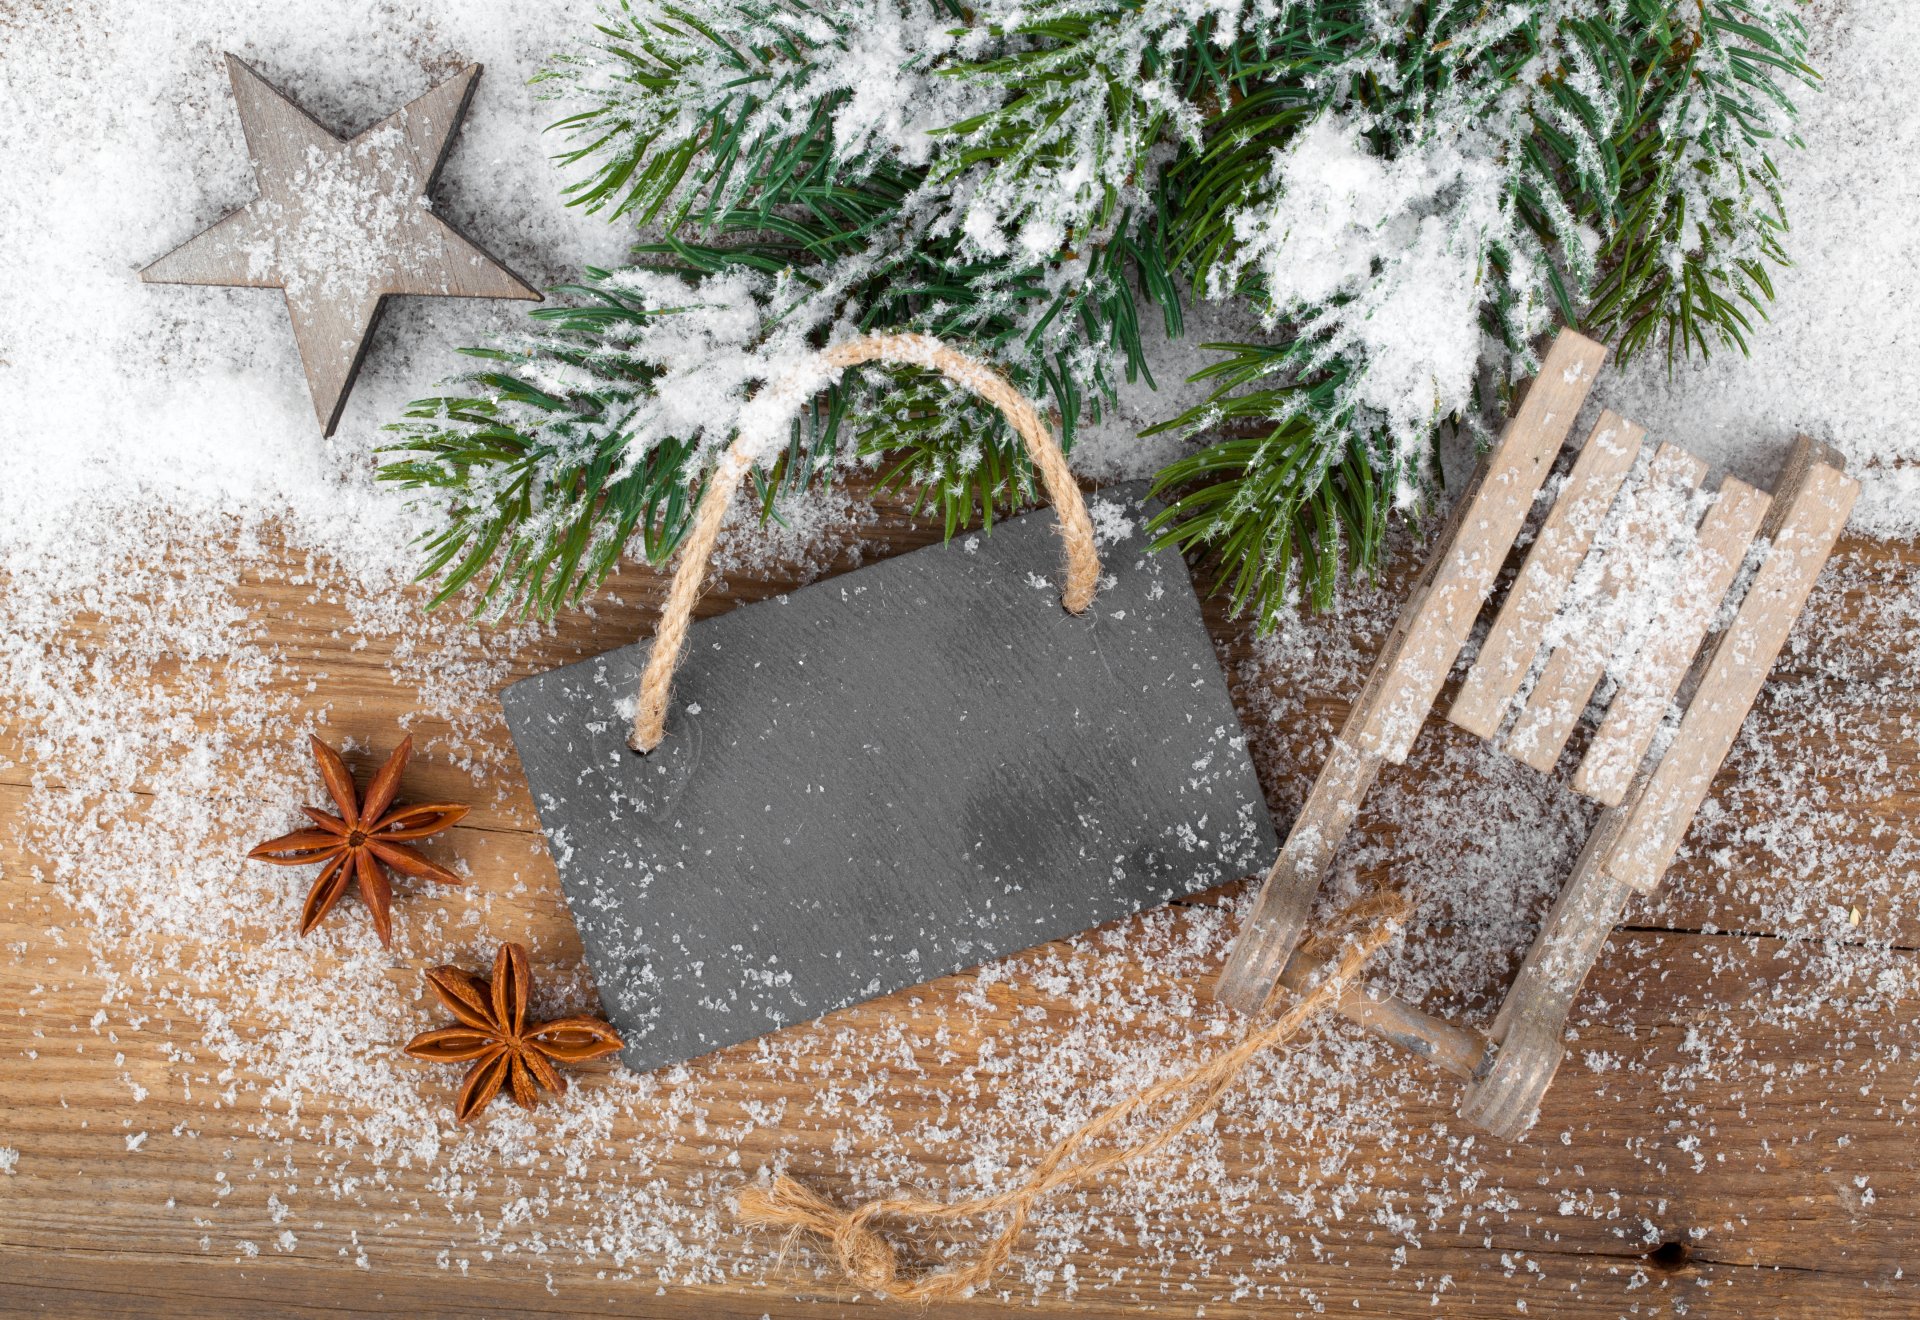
(1214, 329), (1859, 1139)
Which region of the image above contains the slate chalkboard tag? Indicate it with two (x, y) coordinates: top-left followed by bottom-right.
(502, 333), (1277, 1073)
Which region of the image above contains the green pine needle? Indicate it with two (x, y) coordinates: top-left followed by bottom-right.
(381, 0), (1816, 631)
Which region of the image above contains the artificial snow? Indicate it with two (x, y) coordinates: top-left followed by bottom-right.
(0, 0), (1915, 1307)
(1217, 112), (1509, 501)
(1590, 0), (1920, 539)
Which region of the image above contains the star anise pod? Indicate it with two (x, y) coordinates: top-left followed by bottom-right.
(247, 734), (468, 946)
(403, 942), (624, 1123)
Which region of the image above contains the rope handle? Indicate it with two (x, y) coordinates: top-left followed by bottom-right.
(628, 332), (1102, 753)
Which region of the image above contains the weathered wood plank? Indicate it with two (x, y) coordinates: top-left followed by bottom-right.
(2, 1240), (1915, 1318)
(1449, 410), (1646, 739)
(2, 463), (1913, 1315)
(6, 900), (1919, 1301)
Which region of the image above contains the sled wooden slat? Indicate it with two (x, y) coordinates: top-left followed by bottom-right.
(1505, 443), (1708, 777)
(1343, 332), (1608, 765)
(1605, 439), (1859, 892)
(1214, 328), (1858, 1140)
(1462, 447), (1851, 1134)
(1574, 477), (1773, 805)
(1276, 938), (1492, 1082)
(1459, 814), (1637, 1139)
(1450, 411), (1646, 740)
(1214, 738), (1381, 1014)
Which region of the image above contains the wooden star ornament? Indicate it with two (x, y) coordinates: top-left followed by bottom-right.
(142, 54), (540, 435)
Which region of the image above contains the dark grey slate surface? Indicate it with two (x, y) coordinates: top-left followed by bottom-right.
(500, 485), (1276, 1074)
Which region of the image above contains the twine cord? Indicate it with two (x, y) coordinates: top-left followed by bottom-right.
(628, 332), (1101, 752)
(736, 891), (1410, 1302)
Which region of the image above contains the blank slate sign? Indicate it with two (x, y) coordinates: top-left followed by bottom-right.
(501, 486), (1277, 1074)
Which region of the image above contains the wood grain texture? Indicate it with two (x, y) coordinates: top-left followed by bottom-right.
(140, 55), (538, 434)
(1504, 442), (1709, 777)
(1342, 331), (1609, 764)
(1, 477), (1914, 1316)
(1448, 411), (1646, 739)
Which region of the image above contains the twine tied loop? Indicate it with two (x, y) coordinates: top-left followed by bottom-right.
(737, 891), (1410, 1301)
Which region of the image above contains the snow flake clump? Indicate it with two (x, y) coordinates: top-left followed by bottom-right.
(821, 2), (981, 166)
(1215, 112), (1520, 502)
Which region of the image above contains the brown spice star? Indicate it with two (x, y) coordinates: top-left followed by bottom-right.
(403, 942), (624, 1123)
(247, 734), (468, 946)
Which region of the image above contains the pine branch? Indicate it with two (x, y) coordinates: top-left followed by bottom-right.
(384, 0), (1815, 631)
(1578, 1), (1813, 364)
(1143, 344), (1399, 619)
(379, 278), (712, 617)
(540, 0), (965, 227)
(1144, 0), (1814, 624)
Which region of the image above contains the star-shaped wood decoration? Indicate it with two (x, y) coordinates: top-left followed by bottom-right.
(142, 55), (540, 435)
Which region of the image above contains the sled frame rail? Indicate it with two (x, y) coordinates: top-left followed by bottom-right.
(1214, 330), (1859, 1139)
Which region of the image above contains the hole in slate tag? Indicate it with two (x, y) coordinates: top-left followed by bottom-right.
(500, 482), (1278, 1075)
(625, 710), (701, 823)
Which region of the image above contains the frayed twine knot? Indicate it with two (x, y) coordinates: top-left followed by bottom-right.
(738, 1177), (905, 1295)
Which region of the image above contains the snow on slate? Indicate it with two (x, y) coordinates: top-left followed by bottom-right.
(0, 0), (1915, 1306)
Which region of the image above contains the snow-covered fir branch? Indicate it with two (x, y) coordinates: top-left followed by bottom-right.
(384, 0), (1814, 624)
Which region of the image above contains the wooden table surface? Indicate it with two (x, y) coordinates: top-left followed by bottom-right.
(2, 486), (1916, 1317)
